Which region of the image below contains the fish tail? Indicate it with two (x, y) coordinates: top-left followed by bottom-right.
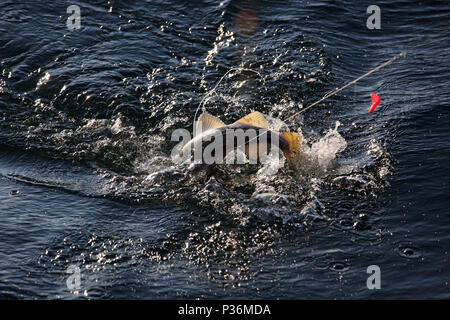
(279, 132), (301, 166)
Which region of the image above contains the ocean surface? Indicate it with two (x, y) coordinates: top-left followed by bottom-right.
(0, 0), (449, 299)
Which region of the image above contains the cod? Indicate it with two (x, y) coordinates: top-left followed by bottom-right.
(178, 111), (301, 167)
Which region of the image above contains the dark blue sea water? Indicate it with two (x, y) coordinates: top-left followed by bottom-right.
(0, 0), (449, 299)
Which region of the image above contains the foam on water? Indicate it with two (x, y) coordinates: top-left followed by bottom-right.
(307, 121), (347, 168)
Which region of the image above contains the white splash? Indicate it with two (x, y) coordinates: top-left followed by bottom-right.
(307, 121), (347, 169)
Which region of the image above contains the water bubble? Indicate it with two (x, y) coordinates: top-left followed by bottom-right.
(397, 244), (422, 259)
(330, 262), (349, 272)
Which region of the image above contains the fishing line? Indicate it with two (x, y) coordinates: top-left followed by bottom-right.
(288, 51), (406, 119)
(236, 51), (407, 156)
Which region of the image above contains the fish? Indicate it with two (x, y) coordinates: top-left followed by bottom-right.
(178, 111), (301, 166)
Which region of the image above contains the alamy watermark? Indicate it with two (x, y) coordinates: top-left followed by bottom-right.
(67, 5), (81, 30)
(66, 264), (81, 290)
(366, 5), (381, 30)
(366, 265), (381, 289)
(66, 264), (98, 295)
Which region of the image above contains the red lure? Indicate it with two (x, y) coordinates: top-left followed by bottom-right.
(369, 93), (380, 113)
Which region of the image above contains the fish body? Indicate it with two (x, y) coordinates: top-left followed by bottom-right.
(179, 112), (301, 166)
